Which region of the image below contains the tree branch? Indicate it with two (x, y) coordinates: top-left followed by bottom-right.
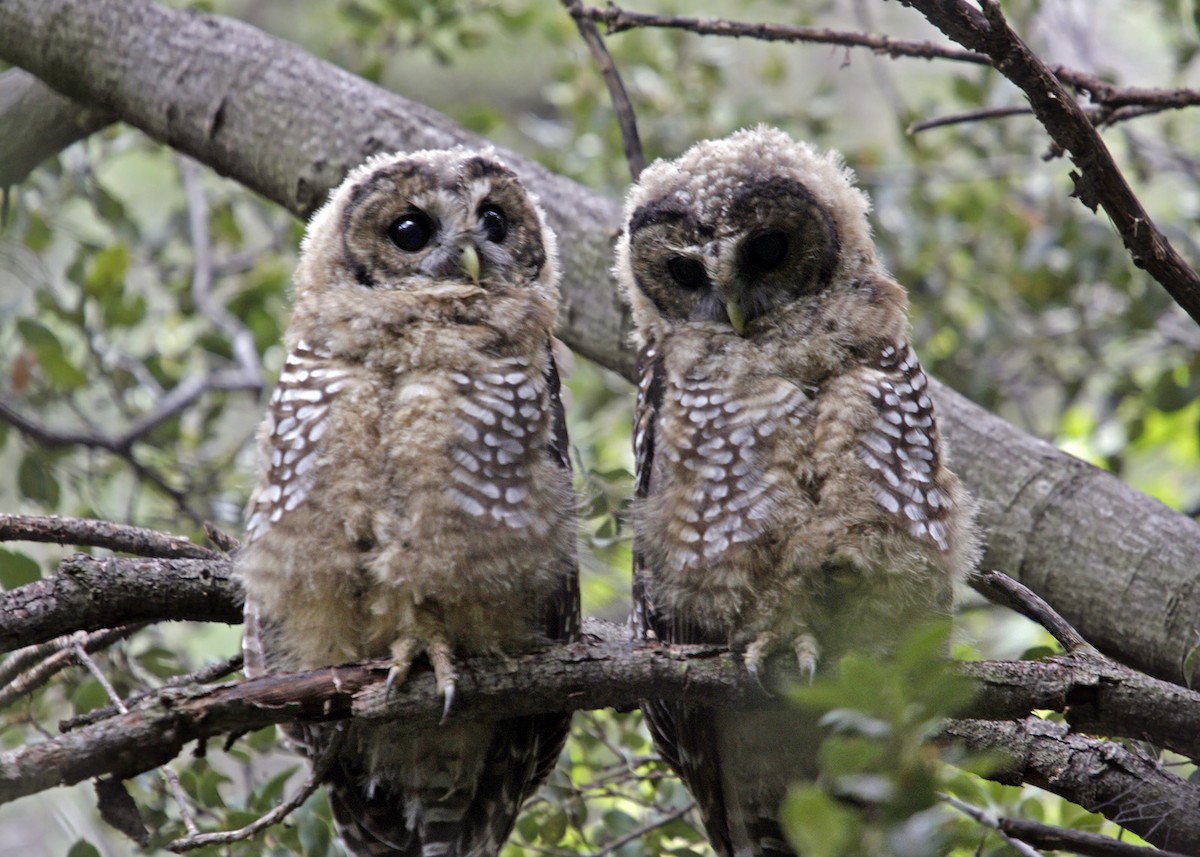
(0, 0), (1198, 691)
(900, 0), (1200, 323)
(0, 555), (240, 653)
(0, 68), (114, 188)
(944, 717), (1200, 853)
(1, 632), (1197, 849)
(0, 513), (216, 559)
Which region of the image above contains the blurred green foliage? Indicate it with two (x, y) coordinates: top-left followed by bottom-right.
(0, 0), (1197, 854)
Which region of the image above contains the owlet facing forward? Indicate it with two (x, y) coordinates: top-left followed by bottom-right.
(616, 127), (979, 856)
(238, 149), (579, 857)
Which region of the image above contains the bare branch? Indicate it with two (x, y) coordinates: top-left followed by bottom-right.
(0, 514), (215, 559)
(973, 570), (1093, 654)
(0, 555), (240, 654)
(901, 0), (1200, 324)
(0, 626), (140, 709)
(0, 68), (114, 188)
(573, 2), (989, 65)
(562, 0), (645, 179)
(165, 725), (346, 852)
(944, 716), (1200, 853)
(940, 793), (1043, 857)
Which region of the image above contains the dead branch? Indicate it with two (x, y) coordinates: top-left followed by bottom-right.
(901, 0), (1200, 324)
(0, 555), (240, 654)
(562, 0), (645, 180)
(0, 514), (216, 559)
(944, 716), (1200, 853)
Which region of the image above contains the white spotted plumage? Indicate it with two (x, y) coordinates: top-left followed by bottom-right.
(617, 127), (980, 857)
(237, 148), (579, 857)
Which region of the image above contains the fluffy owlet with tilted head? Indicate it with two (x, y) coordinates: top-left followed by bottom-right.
(615, 127), (980, 857)
(237, 148), (579, 857)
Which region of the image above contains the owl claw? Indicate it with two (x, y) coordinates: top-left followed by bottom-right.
(742, 629), (820, 689)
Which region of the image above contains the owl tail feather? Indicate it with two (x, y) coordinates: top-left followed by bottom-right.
(326, 759), (503, 857)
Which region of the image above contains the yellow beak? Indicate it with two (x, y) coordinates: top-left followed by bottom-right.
(725, 298), (747, 336)
(460, 242), (481, 285)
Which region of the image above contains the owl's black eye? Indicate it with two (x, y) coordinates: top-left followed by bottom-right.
(743, 231), (789, 273)
(667, 256), (708, 290)
(479, 205), (507, 243)
(387, 210), (435, 252)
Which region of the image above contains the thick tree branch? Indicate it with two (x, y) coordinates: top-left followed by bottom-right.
(945, 717), (1200, 853)
(0, 514), (216, 559)
(3, 555), (1199, 772)
(0, 68), (114, 188)
(2, 633), (1198, 849)
(0, 0), (1198, 692)
(0, 555), (240, 653)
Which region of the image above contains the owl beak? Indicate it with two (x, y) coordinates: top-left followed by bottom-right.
(725, 298), (747, 336)
(459, 242), (481, 285)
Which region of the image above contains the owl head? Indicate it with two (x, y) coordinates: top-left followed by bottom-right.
(615, 126), (887, 346)
(296, 147), (559, 305)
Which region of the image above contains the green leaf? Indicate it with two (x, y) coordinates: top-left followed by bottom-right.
(781, 785), (857, 857)
(66, 841), (102, 857)
(85, 243), (130, 300)
(18, 454), (61, 508)
(24, 212), (52, 252)
(0, 548), (42, 589)
(15, 319), (86, 390)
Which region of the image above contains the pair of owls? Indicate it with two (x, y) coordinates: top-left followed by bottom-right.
(237, 127), (978, 857)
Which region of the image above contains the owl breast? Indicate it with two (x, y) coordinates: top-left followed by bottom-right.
(643, 358), (817, 628)
(443, 355), (551, 534)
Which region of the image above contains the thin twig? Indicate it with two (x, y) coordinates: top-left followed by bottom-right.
(166, 724), (347, 852)
(574, 2), (989, 65)
(60, 654), (245, 732)
(0, 514), (215, 559)
(908, 105), (1035, 134)
(562, 0), (645, 180)
(941, 792), (1195, 857)
(940, 793), (1046, 857)
(0, 626), (140, 708)
(974, 570), (1093, 654)
(586, 800), (695, 857)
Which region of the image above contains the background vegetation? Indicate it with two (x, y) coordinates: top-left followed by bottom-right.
(1, 1), (1198, 855)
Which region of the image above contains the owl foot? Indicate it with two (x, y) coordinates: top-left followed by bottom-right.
(385, 628), (459, 724)
(742, 629), (820, 689)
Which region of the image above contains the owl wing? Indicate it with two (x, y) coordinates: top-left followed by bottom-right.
(631, 343), (745, 857)
(856, 338), (955, 553)
(445, 342), (581, 852)
(242, 340), (350, 679)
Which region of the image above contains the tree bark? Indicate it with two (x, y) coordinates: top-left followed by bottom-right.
(2, 627), (1198, 850)
(0, 0), (1198, 690)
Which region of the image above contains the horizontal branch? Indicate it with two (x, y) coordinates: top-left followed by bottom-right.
(945, 716), (1200, 852)
(0, 555), (240, 653)
(0, 514), (216, 559)
(2, 630), (1198, 850)
(0, 0), (1198, 692)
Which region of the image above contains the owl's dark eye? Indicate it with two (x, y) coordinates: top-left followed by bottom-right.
(667, 256), (708, 290)
(743, 231), (789, 273)
(387, 210), (435, 252)
(479, 205), (507, 243)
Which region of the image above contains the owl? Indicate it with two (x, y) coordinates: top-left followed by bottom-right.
(615, 127), (980, 856)
(237, 148), (580, 857)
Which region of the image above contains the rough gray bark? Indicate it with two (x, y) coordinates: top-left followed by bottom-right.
(0, 0), (1198, 692)
(944, 717), (1200, 853)
(0, 555), (240, 651)
(0, 69), (114, 188)
(1, 631), (1197, 849)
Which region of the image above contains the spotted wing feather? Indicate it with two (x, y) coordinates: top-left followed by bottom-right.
(857, 339), (955, 551)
